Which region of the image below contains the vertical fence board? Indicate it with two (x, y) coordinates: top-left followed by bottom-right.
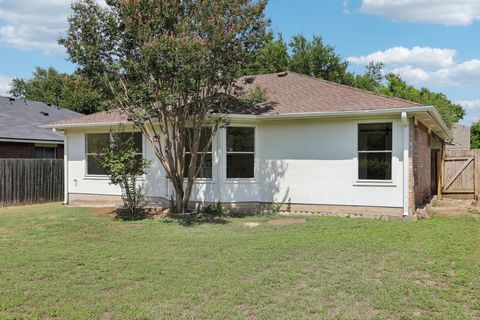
(441, 149), (476, 200)
(0, 159), (64, 207)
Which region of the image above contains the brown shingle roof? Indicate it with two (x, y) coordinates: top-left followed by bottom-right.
(446, 124), (471, 149)
(47, 72), (421, 126)
(47, 109), (129, 126)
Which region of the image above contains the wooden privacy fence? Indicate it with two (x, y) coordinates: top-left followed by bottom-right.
(0, 159), (64, 206)
(441, 149), (480, 200)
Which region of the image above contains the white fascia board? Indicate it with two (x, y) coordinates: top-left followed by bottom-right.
(41, 106), (453, 140)
(40, 121), (129, 129)
(424, 106), (454, 141)
(0, 138), (64, 144)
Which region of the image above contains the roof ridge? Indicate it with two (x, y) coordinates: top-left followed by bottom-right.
(283, 71), (422, 107)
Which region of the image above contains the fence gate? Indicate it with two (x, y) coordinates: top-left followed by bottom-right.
(441, 149), (480, 200)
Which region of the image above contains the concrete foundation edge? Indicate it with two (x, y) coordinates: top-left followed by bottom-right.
(68, 193), (408, 220)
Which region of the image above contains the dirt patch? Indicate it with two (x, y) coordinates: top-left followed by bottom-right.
(100, 311), (115, 320)
(89, 207), (116, 215)
(267, 218), (306, 226)
(433, 209), (471, 217)
(243, 222), (260, 228)
(0, 227), (12, 235)
(145, 208), (170, 219)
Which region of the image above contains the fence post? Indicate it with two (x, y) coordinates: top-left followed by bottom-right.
(437, 150), (442, 200)
(475, 150), (480, 201)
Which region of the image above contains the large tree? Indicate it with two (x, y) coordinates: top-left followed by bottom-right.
(289, 35), (351, 84)
(471, 121), (480, 149)
(246, 33), (289, 75)
(379, 73), (464, 128)
(9, 67), (101, 114)
(60, 0), (268, 213)
(247, 33), (465, 128)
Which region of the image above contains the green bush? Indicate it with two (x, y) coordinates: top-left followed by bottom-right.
(98, 130), (150, 219)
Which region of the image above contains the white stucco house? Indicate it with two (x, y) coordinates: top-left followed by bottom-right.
(43, 72), (452, 218)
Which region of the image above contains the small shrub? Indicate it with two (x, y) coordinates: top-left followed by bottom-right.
(271, 187), (290, 213)
(98, 129), (150, 220)
(201, 201), (225, 219)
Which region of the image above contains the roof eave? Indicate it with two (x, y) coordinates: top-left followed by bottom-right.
(0, 137), (64, 144)
(412, 106), (453, 141)
(42, 106), (453, 141)
(41, 121), (130, 130)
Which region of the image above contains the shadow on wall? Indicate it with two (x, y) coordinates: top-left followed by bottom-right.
(190, 159), (289, 206)
(143, 154), (166, 198)
(260, 159), (289, 202)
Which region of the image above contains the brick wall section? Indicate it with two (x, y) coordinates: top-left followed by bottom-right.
(56, 145), (64, 159)
(0, 142), (64, 159)
(415, 121), (431, 205)
(409, 118), (444, 212)
(0, 142), (35, 158)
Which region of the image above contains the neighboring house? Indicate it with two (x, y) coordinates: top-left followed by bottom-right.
(446, 124), (470, 150)
(43, 72), (452, 218)
(0, 97), (82, 159)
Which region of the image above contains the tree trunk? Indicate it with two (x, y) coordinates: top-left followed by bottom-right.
(183, 178), (195, 215)
(173, 181), (185, 213)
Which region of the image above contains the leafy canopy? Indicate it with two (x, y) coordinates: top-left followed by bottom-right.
(471, 122), (480, 149)
(8, 67), (102, 114)
(248, 34), (465, 128)
(60, 0), (269, 212)
(246, 34), (289, 75)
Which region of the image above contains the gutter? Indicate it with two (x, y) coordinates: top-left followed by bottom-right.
(63, 133), (69, 205)
(401, 112), (409, 217)
(41, 121), (128, 130)
(0, 138), (64, 144)
(424, 106), (454, 141)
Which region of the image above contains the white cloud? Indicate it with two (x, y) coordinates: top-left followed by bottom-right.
(347, 46), (456, 68)
(457, 99), (480, 124)
(0, 75), (12, 96)
(349, 46), (480, 88)
(0, 0), (70, 53)
(391, 59), (480, 87)
(342, 0), (351, 14)
(390, 66), (432, 84)
(0, 0), (107, 54)
(360, 0), (480, 26)
(458, 99), (480, 110)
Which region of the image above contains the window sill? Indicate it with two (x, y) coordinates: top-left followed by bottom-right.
(353, 180), (396, 187)
(183, 178), (216, 184)
(223, 178), (257, 184)
(84, 175), (146, 181)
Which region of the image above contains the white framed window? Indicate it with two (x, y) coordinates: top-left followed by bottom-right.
(357, 122), (393, 181)
(85, 132), (143, 176)
(184, 128), (213, 179)
(226, 127), (255, 179)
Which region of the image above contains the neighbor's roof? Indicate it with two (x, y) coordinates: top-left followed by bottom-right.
(46, 71), (424, 126)
(0, 97), (82, 143)
(446, 124), (471, 149)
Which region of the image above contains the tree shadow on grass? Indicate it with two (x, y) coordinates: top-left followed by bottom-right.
(166, 213), (230, 227)
(163, 210), (279, 227)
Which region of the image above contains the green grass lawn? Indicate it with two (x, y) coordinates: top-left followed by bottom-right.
(1, 204), (479, 319)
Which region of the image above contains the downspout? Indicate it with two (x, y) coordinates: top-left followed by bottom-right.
(401, 112), (409, 217)
(63, 131), (69, 205)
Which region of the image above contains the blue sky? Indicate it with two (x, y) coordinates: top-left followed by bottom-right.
(1, 0), (480, 124)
